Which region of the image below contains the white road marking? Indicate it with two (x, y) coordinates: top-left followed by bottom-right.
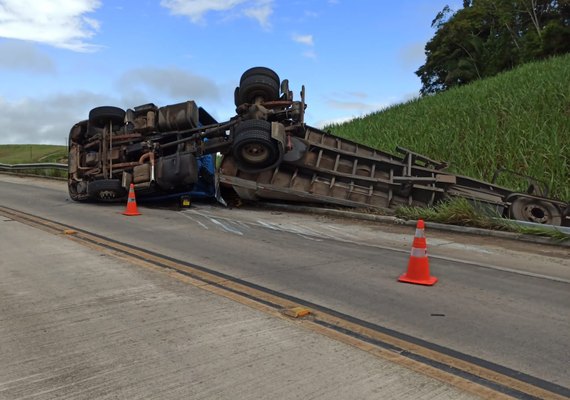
(256, 220), (323, 241)
(181, 208), (570, 283)
(179, 212), (209, 229)
(209, 218), (244, 236)
(256, 220), (279, 230)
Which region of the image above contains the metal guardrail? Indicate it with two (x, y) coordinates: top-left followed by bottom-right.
(0, 162), (67, 180)
(0, 162), (67, 171)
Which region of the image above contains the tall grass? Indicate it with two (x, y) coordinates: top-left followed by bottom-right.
(396, 198), (569, 242)
(326, 54), (570, 201)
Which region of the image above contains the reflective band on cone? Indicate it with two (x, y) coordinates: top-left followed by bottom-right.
(410, 247), (427, 258)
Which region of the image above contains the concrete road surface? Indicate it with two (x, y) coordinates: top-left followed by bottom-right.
(1, 175), (569, 394)
(0, 215), (477, 399)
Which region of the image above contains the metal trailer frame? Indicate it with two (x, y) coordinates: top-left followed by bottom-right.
(67, 67), (569, 227)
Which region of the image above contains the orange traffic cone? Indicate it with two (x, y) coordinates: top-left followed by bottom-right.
(398, 219), (437, 286)
(122, 183), (141, 216)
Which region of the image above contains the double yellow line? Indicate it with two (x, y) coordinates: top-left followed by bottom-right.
(1, 205), (567, 400)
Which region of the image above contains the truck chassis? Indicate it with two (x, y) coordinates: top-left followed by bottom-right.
(68, 67), (569, 227)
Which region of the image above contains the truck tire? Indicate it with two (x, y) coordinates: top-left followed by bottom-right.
(69, 120), (88, 142)
(236, 73), (280, 106)
(89, 106), (126, 128)
(232, 120), (282, 172)
(234, 119), (273, 135)
(68, 180), (90, 202)
(87, 179), (127, 202)
(509, 196), (562, 226)
(240, 67), (280, 85)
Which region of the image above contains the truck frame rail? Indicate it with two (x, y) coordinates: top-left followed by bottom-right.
(68, 67), (569, 227)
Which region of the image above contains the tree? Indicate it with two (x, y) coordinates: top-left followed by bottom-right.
(416, 0), (570, 95)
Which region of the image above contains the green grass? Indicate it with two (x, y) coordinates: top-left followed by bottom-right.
(396, 198), (569, 242)
(0, 145), (67, 179)
(395, 198), (502, 229)
(0, 145), (67, 164)
(325, 54), (570, 201)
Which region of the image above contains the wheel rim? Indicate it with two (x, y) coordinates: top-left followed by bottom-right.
(510, 198), (561, 225)
(69, 181), (89, 201)
(522, 203), (549, 224)
(98, 190), (119, 200)
(240, 143), (270, 164)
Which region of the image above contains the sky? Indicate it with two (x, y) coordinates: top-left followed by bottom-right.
(0, 0), (464, 145)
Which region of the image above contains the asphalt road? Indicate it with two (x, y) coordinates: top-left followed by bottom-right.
(1, 176), (569, 390)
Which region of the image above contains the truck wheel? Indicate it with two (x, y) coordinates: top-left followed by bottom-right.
(236, 69), (280, 106)
(509, 197), (562, 226)
(87, 179), (127, 202)
(69, 120), (88, 142)
(89, 106), (126, 128)
(68, 180), (90, 202)
(232, 120), (282, 172)
(240, 67), (280, 85)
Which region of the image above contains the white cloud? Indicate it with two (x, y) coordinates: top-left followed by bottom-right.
(0, 40), (56, 73)
(160, 0), (244, 23)
(314, 99), (388, 129)
(0, 91), (112, 144)
(347, 91), (368, 99)
(161, 0), (274, 27)
(313, 115), (353, 129)
(0, 0), (102, 52)
(306, 91), (391, 130)
(243, 0), (272, 28)
(292, 33), (315, 59)
(323, 92), (389, 118)
(0, 65), (227, 144)
(117, 67), (221, 102)
(292, 34), (314, 46)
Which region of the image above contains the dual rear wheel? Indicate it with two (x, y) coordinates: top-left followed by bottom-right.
(234, 67), (280, 107)
(232, 120), (283, 173)
(232, 67), (285, 173)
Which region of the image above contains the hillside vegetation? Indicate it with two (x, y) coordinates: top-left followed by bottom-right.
(0, 145), (67, 164)
(325, 54), (570, 201)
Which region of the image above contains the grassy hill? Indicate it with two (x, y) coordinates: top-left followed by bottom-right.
(0, 145), (67, 164)
(325, 54), (570, 201)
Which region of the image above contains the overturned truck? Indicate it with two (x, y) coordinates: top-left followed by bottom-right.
(68, 67), (569, 227)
